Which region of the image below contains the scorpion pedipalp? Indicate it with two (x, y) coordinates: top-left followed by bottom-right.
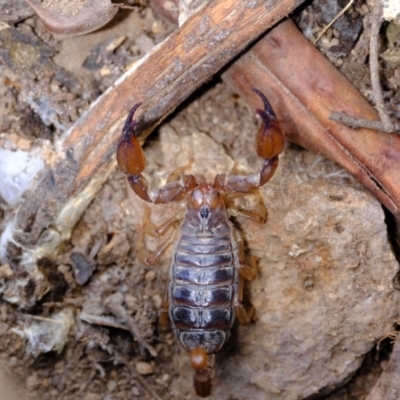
(117, 102), (146, 176)
(214, 88), (284, 192)
(116, 102), (197, 204)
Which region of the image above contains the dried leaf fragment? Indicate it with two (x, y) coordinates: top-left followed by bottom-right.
(381, 47), (400, 67)
(22, 308), (75, 356)
(223, 19), (400, 217)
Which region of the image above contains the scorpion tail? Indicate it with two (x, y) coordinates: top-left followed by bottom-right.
(190, 347), (214, 397)
(194, 368), (213, 398)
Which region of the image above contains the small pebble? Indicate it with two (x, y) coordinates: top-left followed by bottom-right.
(70, 252), (96, 285)
(152, 294), (162, 309)
(0, 264), (13, 279)
(145, 270), (156, 282)
(125, 294), (138, 310)
(156, 373), (171, 385)
(9, 357), (17, 367)
(100, 67), (111, 77)
(135, 361), (154, 375)
(26, 373), (41, 391)
(152, 20), (165, 34)
(99, 272), (110, 283)
(107, 380), (117, 392)
(131, 386), (140, 396)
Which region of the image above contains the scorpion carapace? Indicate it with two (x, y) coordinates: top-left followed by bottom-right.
(117, 89), (284, 397)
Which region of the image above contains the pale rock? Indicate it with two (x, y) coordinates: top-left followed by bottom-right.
(140, 128), (400, 399)
(135, 361), (154, 375)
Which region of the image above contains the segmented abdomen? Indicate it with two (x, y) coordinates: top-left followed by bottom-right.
(168, 232), (239, 354)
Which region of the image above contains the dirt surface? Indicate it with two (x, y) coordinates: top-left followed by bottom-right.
(0, 1), (400, 400)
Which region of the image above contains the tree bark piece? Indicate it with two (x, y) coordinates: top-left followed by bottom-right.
(3, 0), (304, 274)
(222, 19), (400, 217)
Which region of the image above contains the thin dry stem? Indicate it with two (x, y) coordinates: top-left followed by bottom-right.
(369, 0), (394, 132)
(313, 0), (354, 44)
(106, 303), (158, 357)
(330, 111), (400, 133)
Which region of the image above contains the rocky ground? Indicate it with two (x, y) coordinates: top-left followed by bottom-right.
(0, 1), (399, 399)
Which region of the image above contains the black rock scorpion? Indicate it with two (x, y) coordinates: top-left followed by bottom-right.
(117, 89), (284, 397)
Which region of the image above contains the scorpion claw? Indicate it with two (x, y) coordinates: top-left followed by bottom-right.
(253, 89), (284, 160)
(122, 101), (142, 137)
(255, 108), (274, 129)
(252, 87), (276, 119)
(117, 102), (146, 176)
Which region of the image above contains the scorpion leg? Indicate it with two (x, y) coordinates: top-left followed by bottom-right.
(227, 190), (267, 224)
(235, 275), (257, 325)
(238, 256), (258, 282)
(136, 208), (182, 265)
(159, 281), (170, 326)
(214, 89), (284, 193)
(234, 229), (257, 281)
(117, 103), (197, 204)
(144, 231), (178, 265)
(234, 231), (257, 325)
(235, 272), (257, 325)
(143, 209), (185, 237)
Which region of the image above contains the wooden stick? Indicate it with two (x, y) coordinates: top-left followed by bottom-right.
(5, 0), (304, 269)
(369, 0), (394, 132)
(222, 19), (400, 217)
(145, 2), (400, 218)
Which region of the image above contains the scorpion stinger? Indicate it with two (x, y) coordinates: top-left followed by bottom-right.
(190, 347), (215, 398)
(117, 90), (285, 398)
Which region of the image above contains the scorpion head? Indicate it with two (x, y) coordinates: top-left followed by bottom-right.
(185, 185), (228, 233)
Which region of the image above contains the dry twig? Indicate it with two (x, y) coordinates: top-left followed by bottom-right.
(313, 0), (355, 44)
(4, 0), (304, 293)
(80, 311), (130, 331)
(329, 111), (400, 133)
(223, 19), (400, 217)
(106, 303), (158, 357)
(369, 0), (394, 132)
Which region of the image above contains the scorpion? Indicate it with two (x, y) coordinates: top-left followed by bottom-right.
(116, 89), (284, 397)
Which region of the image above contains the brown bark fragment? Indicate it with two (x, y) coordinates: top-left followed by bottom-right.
(5, 0), (304, 269)
(223, 19), (400, 217)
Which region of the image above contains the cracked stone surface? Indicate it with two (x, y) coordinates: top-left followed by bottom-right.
(140, 125), (400, 399)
